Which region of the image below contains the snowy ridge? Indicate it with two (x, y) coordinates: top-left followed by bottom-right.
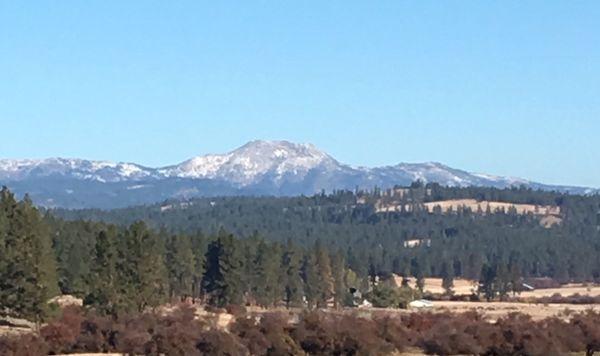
(0, 158), (155, 183)
(0, 140), (596, 209)
(157, 140), (337, 185)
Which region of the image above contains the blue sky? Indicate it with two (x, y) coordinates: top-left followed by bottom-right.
(1, 1), (599, 187)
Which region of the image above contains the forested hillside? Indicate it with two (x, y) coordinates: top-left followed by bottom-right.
(55, 183), (600, 284)
(3, 183), (600, 323)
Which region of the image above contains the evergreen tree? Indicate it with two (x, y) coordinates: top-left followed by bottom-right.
(314, 240), (334, 308)
(253, 240), (282, 306)
(509, 262), (522, 296)
(165, 234), (195, 299)
(202, 229), (244, 307)
(302, 251), (319, 308)
(60, 237), (90, 296)
(0, 190), (59, 322)
(282, 238), (304, 308)
(330, 250), (347, 308)
(0, 188), (16, 316)
(190, 232), (207, 300)
(496, 262), (511, 299)
(242, 232), (261, 299)
(117, 222), (168, 313)
(479, 263), (497, 301)
(84, 228), (118, 316)
(441, 260), (454, 295)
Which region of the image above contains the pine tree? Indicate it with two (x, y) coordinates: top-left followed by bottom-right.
(509, 261), (522, 296)
(0, 189), (14, 314)
(330, 250), (347, 308)
(190, 232), (207, 300)
(412, 258), (425, 293)
(117, 222), (168, 313)
(302, 252), (319, 308)
(253, 240), (282, 306)
(61, 238), (89, 296)
(496, 262), (511, 299)
(202, 229), (244, 307)
(165, 234), (195, 299)
(314, 240), (334, 308)
(479, 263), (497, 301)
(84, 228), (118, 316)
(441, 260), (454, 296)
(242, 232), (261, 300)
(0, 190), (59, 322)
(282, 239), (304, 308)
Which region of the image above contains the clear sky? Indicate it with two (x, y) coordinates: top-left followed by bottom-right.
(1, 1), (599, 187)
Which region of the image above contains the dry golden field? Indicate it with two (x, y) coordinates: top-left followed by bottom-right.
(519, 283), (600, 298)
(421, 199), (560, 215)
(377, 199), (560, 218)
(392, 276), (477, 296)
(428, 300), (599, 321)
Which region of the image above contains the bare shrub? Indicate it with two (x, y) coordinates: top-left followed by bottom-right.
(571, 311), (600, 356)
(40, 305), (84, 354)
(72, 312), (121, 352)
(418, 312), (487, 355)
(114, 313), (155, 354)
(373, 315), (414, 351)
(3, 304), (600, 355)
(292, 311), (393, 355)
(151, 305), (208, 355)
(225, 303), (247, 317)
(0, 334), (48, 356)
(195, 329), (248, 355)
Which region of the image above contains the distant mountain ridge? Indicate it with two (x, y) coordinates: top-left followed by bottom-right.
(0, 140), (596, 209)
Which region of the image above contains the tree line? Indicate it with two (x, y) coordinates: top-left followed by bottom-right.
(2, 187), (363, 321)
(3, 183), (600, 321)
(55, 183), (600, 284)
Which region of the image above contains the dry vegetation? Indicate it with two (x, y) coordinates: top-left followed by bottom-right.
(421, 199), (560, 215)
(393, 276), (477, 296)
(520, 284), (600, 298)
(3, 283), (600, 355)
(376, 199), (562, 226)
(1, 305), (599, 356)
(425, 301), (600, 321)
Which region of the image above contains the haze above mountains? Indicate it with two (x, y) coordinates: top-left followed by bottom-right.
(0, 140), (596, 209)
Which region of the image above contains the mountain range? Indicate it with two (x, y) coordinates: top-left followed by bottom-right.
(0, 140), (596, 209)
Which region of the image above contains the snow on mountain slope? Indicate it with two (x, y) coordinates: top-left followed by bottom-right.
(160, 140), (339, 185)
(0, 140), (596, 208)
(0, 158), (156, 183)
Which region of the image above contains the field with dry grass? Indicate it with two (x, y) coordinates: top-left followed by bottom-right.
(427, 300), (599, 321)
(376, 199), (561, 223)
(392, 276), (477, 295)
(421, 199), (560, 215)
(394, 276), (600, 298)
(519, 284), (600, 298)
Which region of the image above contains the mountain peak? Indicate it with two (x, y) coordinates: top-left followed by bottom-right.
(235, 139), (321, 154)
(161, 140), (335, 184)
(233, 140), (329, 160)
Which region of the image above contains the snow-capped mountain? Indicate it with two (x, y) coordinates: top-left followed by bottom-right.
(159, 140), (339, 185)
(0, 140), (596, 209)
(0, 158), (156, 183)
